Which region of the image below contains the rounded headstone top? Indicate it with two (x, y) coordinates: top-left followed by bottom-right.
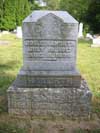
(23, 10), (78, 24)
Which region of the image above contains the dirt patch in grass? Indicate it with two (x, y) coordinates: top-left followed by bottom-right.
(0, 114), (100, 133)
(0, 41), (11, 45)
(29, 119), (100, 133)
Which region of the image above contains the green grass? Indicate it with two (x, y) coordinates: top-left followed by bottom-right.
(0, 34), (100, 131)
(77, 39), (100, 117)
(78, 39), (100, 96)
(0, 34), (22, 89)
(0, 34), (22, 112)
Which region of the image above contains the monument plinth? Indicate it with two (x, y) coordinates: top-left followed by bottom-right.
(7, 11), (92, 118)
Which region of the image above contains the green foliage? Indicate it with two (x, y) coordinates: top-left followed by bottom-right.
(44, 0), (60, 10)
(60, 0), (100, 34)
(84, 0), (100, 34)
(0, 0), (31, 30)
(2, 0), (16, 30)
(60, 0), (90, 21)
(29, 0), (41, 10)
(0, 0), (4, 29)
(16, 0), (30, 26)
(28, 0), (34, 3)
(0, 0), (100, 34)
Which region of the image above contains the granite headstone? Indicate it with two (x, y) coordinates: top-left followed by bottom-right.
(7, 11), (92, 118)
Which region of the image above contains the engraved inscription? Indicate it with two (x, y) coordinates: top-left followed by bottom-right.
(25, 76), (74, 87)
(24, 40), (75, 61)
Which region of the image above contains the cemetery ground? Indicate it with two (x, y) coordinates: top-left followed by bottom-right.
(0, 34), (100, 132)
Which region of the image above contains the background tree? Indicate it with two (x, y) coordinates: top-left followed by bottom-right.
(0, 0), (99, 34)
(60, 0), (90, 22)
(29, 0), (41, 11)
(44, 0), (60, 10)
(16, 0), (30, 26)
(84, 0), (100, 34)
(2, 0), (16, 30)
(0, 0), (30, 30)
(0, 0), (4, 30)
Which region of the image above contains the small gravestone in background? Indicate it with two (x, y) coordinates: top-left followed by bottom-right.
(91, 36), (100, 47)
(16, 26), (22, 38)
(2, 31), (10, 35)
(86, 33), (93, 40)
(7, 11), (92, 118)
(78, 23), (83, 38)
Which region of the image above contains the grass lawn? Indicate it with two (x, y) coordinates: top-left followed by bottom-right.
(77, 39), (100, 117)
(0, 34), (100, 132)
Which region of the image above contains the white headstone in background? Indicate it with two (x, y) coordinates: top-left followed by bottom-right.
(2, 31), (10, 35)
(86, 33), (93, 40)
(78, 23), (83, 38)
(13, 29), (17, 33)
(16, 26), (22, 38)
(91, 36), (100, 47)
(93, 38), (100, 45)
(0, 32), (1, 37)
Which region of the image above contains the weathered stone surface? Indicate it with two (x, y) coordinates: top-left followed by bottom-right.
(8, 79), (92, 118)
(12, 71), (81, 88)
(7, 10), (92, 118)
(23, 11), (78, 40)
(22, 11), (78, 72)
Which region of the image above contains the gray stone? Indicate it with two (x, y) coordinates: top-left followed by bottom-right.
(7, 10), (92, 119)
(8, 79), (92, 118)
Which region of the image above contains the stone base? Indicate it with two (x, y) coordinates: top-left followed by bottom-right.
(12, 69), (81, 88)
(7, 79), (92, 118)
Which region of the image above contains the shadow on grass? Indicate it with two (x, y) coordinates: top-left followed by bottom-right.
(0, 60), (21, 71)
(0, 60), (20, 114)
(0, 72), (16, 114)
(78, 38), (92, 44)
(0, 60), (19, 94)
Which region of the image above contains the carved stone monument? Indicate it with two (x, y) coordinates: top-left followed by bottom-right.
(7, 11), (92, 118)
